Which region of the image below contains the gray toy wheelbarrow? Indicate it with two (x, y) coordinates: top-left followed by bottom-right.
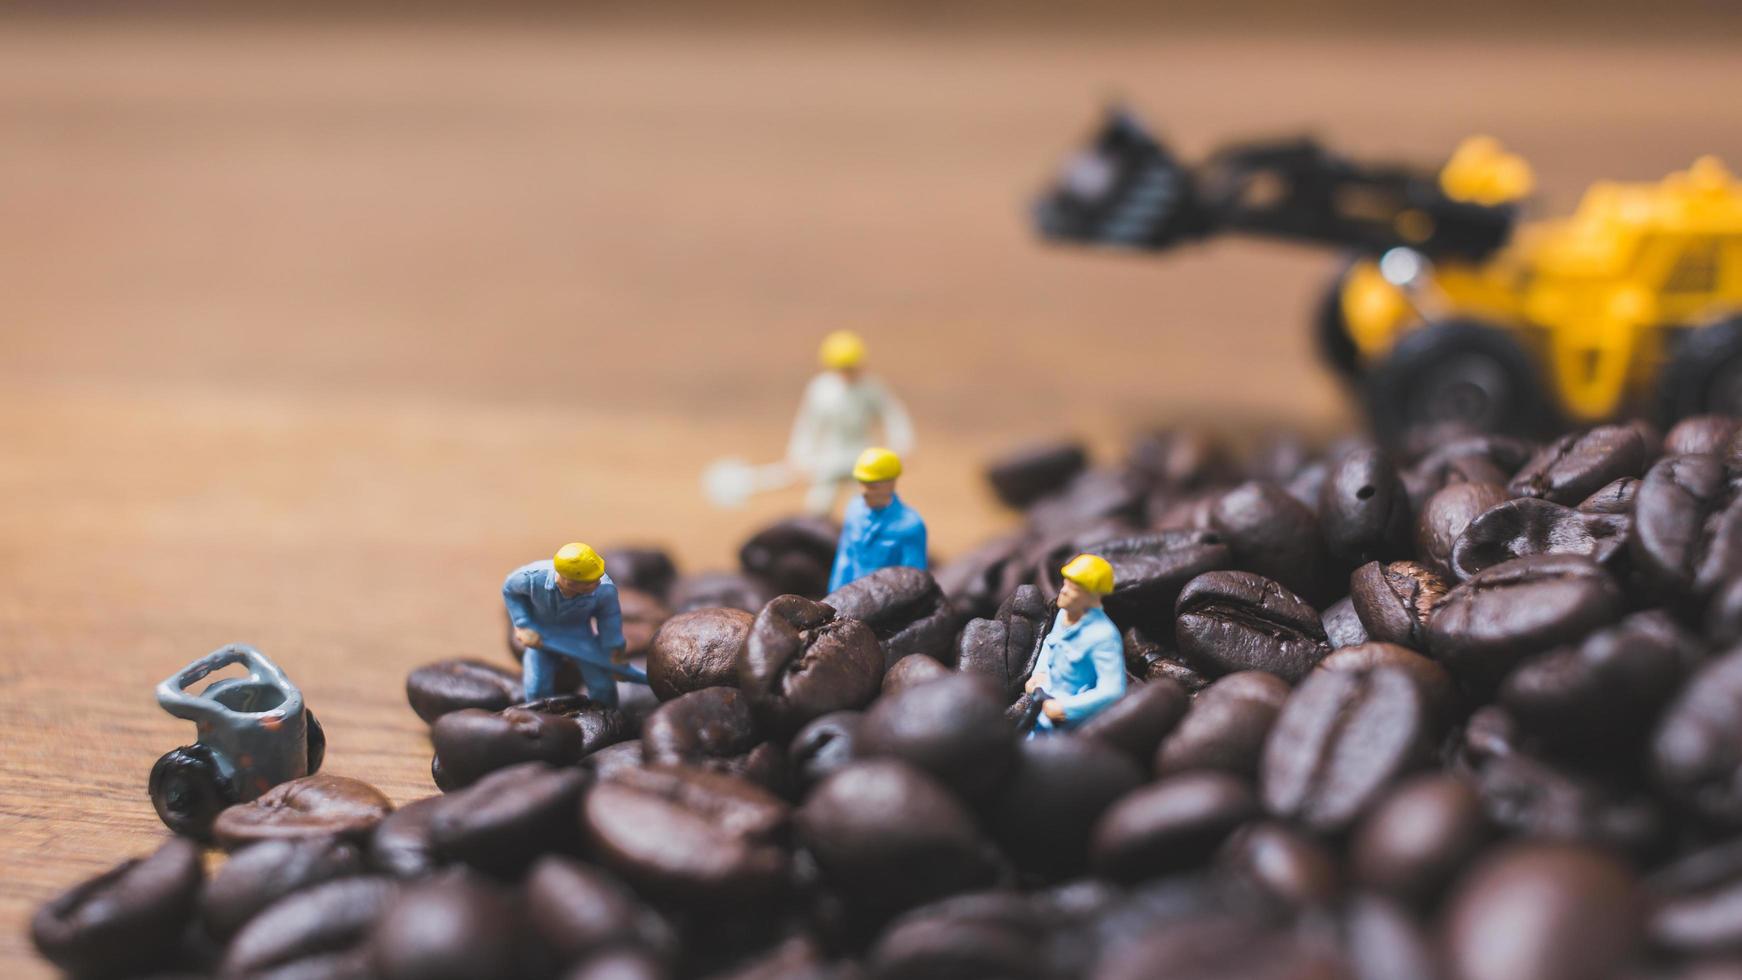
(147, 644), (325, 838)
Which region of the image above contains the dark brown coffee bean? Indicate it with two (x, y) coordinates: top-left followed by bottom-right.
(669, 572), (773, 615)
(1709, 577), (1742, 647)
(221, 876), (401, 979)
(1024, 467), (1146, 535)
(1089, 771), (1261, 881)
(213, 774), (394, 849)
(1577, 476), (1639, 515)
(1128, 428), (1234, 489)
(1509, 425), (1648, 505)
(1092, 914), (1348, 980)
(427, 762), (589, 877)
(1041, 530), (1233, 635)
(881, 653), (952, 695)
(600, 546), (678, 602)
(641, 686), (760, 771)
(1077, 677), (1188, 763)
(1316, 642), (1457, 726)
(739, 594), (884, 734)
(31, 838), (202, 979)
(1350, 774), (1486, 908)
(526, 856), (676, 966)
(1209, 481), (1329, 601)
(1451, 497), (1630, 580)
(204, 836), (364, 940)
(790, 711), (862, 793)
(582, 766), (789, 906)
(956, 585), (1049, 701)
(1322, 595), (1371, 650)
(1442, 844), (1641, 980)
(1645, 838), (1742, 957)
(369, 796), (445, 879)
(562, 948), (670, 980)
(1632, 454), (1742, 599)
(1215, 820), (1338, 909)
(405, 659), (524, 724)
(430, 707), (586, 791)
(856, 674), (1015, 801)
(1261, 665), (1436, 833)
(989, 736), (1144, 881)
(1320, 446), (1412, 567)
(739, 515), (839, 598)
(1415, 481), (1511, 580)
(368, 874), (519, 980)
(1343, 894), (1439, 980)
(1121, 625), (1212, 691)
(618, 588), (670, 661)
(1350, 560), (1449, 649)
(646, 607), (754, 702)
(798, 760), (1000, 914)
(823, 567), (959, 666)
(1654, 648), (1742, 829)
(1667, 416), (1742, 457)
(933, 531), (1027, 620)
(1155, 671), (1290, 777)
(986, 440), (1089, 509)
(869, 891), (1048, 980)
(579, 740), (645, 781)
(1426, 554), (1622, 689)
(1405, 434), (1536, 510)
(1175, 571), (1330, 682)
(1472, 752), (1664, 855)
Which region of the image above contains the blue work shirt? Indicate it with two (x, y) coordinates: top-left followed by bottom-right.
(827, 493), (927, 592)
(502, 563), (625, 667)
(1033, 606), (1126, 730)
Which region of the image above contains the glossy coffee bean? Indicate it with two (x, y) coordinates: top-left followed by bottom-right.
(1261, 665), (1436, 833)
(1092, 914), (1348, 980)
(956, 585), (1049, 701)
(1122, 624), (1212, 691)
(1041, 530), (1233, 635)
(369, 796), (446, 879)
(1665, 415), (1741, 457)
(562, 948), (670, 980)
(1343, 894), (1439, 980)
(881, 653), (951, 695)
(1129, 428), (1234, 488)
(740, 594), (884, 734)
(1209, 481), (1329, 601)
(1646, 839), (1742, 957)
(1350, 560), (1448, 649)
(1024, 467), (1146, 535)
(1426, 554), (1622, 689)
(526, 856), (676, 965)
(430, 707), (586, 790)
(1321, 595), (1371, 650)
(203, 835), (364, 939)
(600, 546), (678, 602)
(582, 766), (789, 906)
(1577, 476), (1638, 515)
(368, 874), (520, 980)
(1076, 677), (1188, 763)
(1708, 577), (1742, 647)
(1441, 844), (1641, 980)
(1175, 571), (1330, 682)
(31, 837), (202, 979)
(579, 739), (645, 780)
(1215, 820), (1338, 910)
(1317, 642), (1457, 726)
(933, 531), (1027, 620)
(1654, 648), (1742, 829)
(856, 674), (1015, 801)
(1155, 671), (1290, 777)
(1471, 752), (1664, 855)
(1631, 454), (1742, 599)
(1090, 771), (1260, 881)
(1404, 434), (1535, 509)
(405, 659), (524, 724)
(220, 876), (401, 979)
(1450, 496), (1629, 580)
(738, 515), (839, 598)
(668, 572), (773, 615)
(988, 735), (1144, 881)
(641, 686), (759, 770)
(428, 762), (589, 877)
(1350, 774), (1486, 907)
(824, 567), (959, 666)
(1320, 446), (1411, 567)
(790, 710), (863, 793)
(868, 891), (1048, 980)
(1508, 425), (1648, 505)
(645, 607), (754, 702)
(1415, 481), (1511, 580)
(213, 774), (394, 849)
(987, 440), (1089, 509)
(618, 588), (670, 661)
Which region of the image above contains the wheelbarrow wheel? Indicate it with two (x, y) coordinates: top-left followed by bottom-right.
(149, 745), (236, 839)
(305, 709), (327, 775)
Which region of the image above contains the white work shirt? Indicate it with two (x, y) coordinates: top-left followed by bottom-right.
(786, 372), (915, 480)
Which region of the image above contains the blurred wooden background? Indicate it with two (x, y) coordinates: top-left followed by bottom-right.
(3, 9), (1741, 974)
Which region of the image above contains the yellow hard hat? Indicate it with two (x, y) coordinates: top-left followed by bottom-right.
(553, 542), (605, 582)
(853, 447), (903, 483)
(1060, 553), (1115, 595)
(819, 330), (867, 370)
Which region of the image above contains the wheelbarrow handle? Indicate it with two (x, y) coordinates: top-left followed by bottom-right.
(1017, 687), (1052, 735)
(156, 643), (301, 723)
(528, 641), (651, 684)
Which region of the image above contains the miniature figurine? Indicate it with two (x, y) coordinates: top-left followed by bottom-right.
(1024, 554), (1126, 733)
(148, 643), (326, 838)
(787, 330), (916, 515)
(827, 447), (928, 592)
(503, 542), (648, 705)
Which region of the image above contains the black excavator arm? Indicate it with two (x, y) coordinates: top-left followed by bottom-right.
(1033, 108), (1515, 261)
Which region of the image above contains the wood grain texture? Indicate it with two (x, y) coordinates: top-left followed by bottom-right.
(2, 18), (1740, 976)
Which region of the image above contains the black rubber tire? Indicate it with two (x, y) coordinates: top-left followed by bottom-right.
(149, 745), (236, 840)
(305, 709), (326, 775)
(1362, 320), (1554, 447)
(1658, 317), (1742, 424)
(1314, 258), (1364, 380)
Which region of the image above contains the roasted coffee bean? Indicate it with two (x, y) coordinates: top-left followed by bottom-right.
(739, 594), (884, 734)
(1215, 820), (1338, 910)
(618, 588), (670, 661)
(369, 796), (446, 879)
(1450, 497), (1629, 580)
(1501, 610), (1702, 756)
(1666, 416), (1742, 457)
(798, 760), (1001, 914)
(221, 876), (401, 979)
(1090, 771), (1261, 881)
(933, 532), (1027, 620)
(428, 762), (589, 877)
(1578, 476), (1638, 515)
(824, 567), (959, 666)
(600, 546), (679, 602)
(1175, 571), (1330, 682)
(868, 891), (1049, 980)
(1317, 642), (1457, 726)
(646, 607), (754, 702)
(1654, 647), (1742, 829)
(563, 948), (670, 980)
(1415, 481), (1511, 579)
(1631, 454), (1742, 599)
(1024, 467), (1146, 535)
(1350, 560), (1448, 649)
(1209, 481), (1329, 601)
(1077, 677), (1188, 763)
(1129, 428), (1234, 489)
(790, 711), (863, 793)
(1350, 774), (1486, 907)
(856, 675), (1014, 801)
(738, 515), (839, 598)
(1645, 838), (1742, 957)
(406, 659), (524, 724)
(369, 874), (520, 980)
(989, 735), (1145, 881)
(1122, 625), (1212, 691)
(1048, 530), (1233, 634)
(1321, 595), (1371, 650)
(431, 707), (586, 790)
(31, 837), (202, 979)
(1709, 577), (1742, 646)
(1261, 664), (1436, 833)
(641, 686), (760, 770)
(986, 440), (1089, 508)
(580, 740), (645, 780)
(204, 836), (364, 940)
(1342, 894), (1439, 980)
(668, 572), (773, 615)
(1320, 446), (1411, 567)
(526, 856), (676, 965)
(582, 766), (789, 906)
(1426, 554), (1622, 689)
(956, 585), (1048, 701)
(881, 653), (951, 695)
(1092, 914), (1348, 980)
(1472, 752), (1664, 855)
(213, 774), (394, 849)
(1155, 671), (1290, 777)
(1442, 844), (1641, 980)
(1509, 425), (1648, 505)
(1404, 434), (1536, 509)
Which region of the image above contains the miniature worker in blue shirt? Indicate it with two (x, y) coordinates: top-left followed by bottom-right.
(504, 542), (635, 706)
(827, 447), (928, 593)
(1025, 553), (1127, 733)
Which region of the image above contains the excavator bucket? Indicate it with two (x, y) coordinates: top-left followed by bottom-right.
(1032, 107), (1210, 250)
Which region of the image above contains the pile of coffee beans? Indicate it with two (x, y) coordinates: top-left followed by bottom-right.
(36, 417), (1742, 978)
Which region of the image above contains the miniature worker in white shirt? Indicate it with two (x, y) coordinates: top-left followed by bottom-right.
(786, 331), (916, 516)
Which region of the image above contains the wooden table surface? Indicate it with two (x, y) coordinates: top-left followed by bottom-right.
(3, 16), (1741, 974)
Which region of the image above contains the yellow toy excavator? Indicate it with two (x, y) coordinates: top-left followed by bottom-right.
(1033, 108), (1742, 444)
